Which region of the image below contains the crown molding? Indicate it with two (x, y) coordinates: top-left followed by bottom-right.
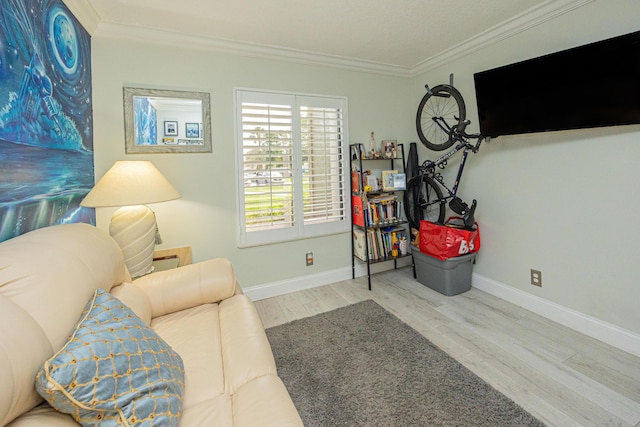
(62, 0), (100, 35)
(64, 0), (593, 78)
(410, 0), (595, 77)
(94, 22), (414, 78)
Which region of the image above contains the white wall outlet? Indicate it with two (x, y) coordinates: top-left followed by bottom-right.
(530, 269), (542, 287)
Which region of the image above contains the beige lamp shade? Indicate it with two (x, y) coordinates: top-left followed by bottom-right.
(81, 161), (180, 278)
(81, 161), (180, 208)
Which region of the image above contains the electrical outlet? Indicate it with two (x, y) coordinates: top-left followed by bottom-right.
(530, 269), (542, 287)
(306, 252), (313, 266)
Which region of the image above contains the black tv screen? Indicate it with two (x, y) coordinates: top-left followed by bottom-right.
(473, 30), (640, 138)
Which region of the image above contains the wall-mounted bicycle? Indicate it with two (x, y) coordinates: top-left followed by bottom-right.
(404, 84), (485, 231)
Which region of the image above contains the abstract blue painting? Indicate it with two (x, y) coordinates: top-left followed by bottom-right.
(134, 96), (158, 145)
(0, 0), (94, 242)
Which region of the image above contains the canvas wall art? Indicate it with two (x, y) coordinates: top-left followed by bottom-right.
(0, 0), (94, 242)
(134, 96), (157, 144)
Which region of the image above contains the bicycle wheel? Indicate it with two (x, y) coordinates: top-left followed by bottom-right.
(404, 175), (445, 231)
(416, 84), (466, 151)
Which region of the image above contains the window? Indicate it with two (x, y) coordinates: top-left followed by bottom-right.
(235, 89), (349, 246)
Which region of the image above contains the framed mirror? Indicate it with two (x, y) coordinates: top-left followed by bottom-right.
(123, 86), (212, 153)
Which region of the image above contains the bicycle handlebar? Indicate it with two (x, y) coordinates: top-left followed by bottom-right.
(454, 119), (484, 141)
(457, 119), (471, 134)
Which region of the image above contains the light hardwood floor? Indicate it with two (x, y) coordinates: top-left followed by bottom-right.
(254, 266), (640, 427)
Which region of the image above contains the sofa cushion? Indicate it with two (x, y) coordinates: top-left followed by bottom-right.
(5, 403), (80, 426)
(232, 375), (305, 427)
(178, 396), (233, 426)
(0, 224), (130, 354)
(219, 295), (277, 394)
(35, 289), (185, 426)
(133, 258), (237, 318)
(0, 296), (53, 426)
(151, 304), (225, 409)
(110, 283), (153, 325)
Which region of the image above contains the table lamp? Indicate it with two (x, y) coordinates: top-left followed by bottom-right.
(81, 161), (180, 278)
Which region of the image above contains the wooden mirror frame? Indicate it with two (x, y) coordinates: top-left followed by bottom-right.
(123, 86), (212, 154)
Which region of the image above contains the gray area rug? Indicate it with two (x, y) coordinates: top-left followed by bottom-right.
(266, 300), (545, 426)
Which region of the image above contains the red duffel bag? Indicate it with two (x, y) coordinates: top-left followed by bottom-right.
(419, 217), (480, 260)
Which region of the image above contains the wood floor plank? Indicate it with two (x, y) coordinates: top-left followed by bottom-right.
(454, 350), (598, 427)
(306, 284), (350, 312)
(444, 321), (634, 426)
(437, 303), (640, 425)
(327, 279), (369, 305)
(255, 269), (640, 426)
(565, 352), (640, 404)
(254, 297), (286, 328)
(287, 288), (327, 317)
(274, 292), (311, 323)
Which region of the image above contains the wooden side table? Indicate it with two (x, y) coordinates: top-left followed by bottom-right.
(152, 246), (192, 272)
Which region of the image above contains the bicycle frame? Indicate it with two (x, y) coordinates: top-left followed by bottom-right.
(407, 82), (485, 229)
(421, 124), (483, 204)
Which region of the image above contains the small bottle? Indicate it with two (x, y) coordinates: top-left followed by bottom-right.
(391, 232), (399, 257)
(399, 236), (408, 255)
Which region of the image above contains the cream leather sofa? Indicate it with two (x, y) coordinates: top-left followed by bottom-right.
(0, 223), (303, 426)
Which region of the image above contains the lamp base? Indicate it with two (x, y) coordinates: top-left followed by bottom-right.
(109, 205), (158, 278)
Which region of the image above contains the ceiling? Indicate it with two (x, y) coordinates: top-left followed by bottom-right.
(64, 0), (592, 76)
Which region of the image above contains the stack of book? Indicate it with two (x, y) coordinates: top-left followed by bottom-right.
(364, 194), (402, 227)
(353, 227), (408, 262)
(352, 193), (403, 227)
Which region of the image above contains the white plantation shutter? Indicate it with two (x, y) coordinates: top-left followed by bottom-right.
(241, 101), (294, 231)
(236, 90), (349, 246)
(300, 102), (346, 225)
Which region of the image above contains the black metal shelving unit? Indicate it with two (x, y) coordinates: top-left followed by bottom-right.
(349, 142), (415, 290)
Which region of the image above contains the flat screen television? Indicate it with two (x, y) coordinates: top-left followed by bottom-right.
(473, 30), (640, 138)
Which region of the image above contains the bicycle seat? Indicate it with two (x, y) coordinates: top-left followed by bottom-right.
(463, 199), (477, 230)
(449, 197), (477, 230)
(449, 197), (468, 216)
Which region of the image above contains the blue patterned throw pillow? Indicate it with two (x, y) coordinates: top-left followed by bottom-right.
(35, 289), (184, 426)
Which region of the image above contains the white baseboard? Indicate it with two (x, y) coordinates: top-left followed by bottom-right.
(243, 266), (640, 358)
(243, 258), (413, 301)
(243, 267), (355, 301)
(472, 273), (640, 358)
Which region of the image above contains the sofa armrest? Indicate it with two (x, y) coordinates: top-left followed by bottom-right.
(134, 258), (237, 318)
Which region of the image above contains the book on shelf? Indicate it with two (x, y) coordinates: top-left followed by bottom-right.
(352, 228), (370, 261)
(352, 194), (365, 227)
(352, 226), (408, 262)
(363, 194), (403, 227)
(351, 170), (360, 192)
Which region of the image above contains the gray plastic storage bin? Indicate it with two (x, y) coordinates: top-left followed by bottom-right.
(412, 247), (475, 296)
